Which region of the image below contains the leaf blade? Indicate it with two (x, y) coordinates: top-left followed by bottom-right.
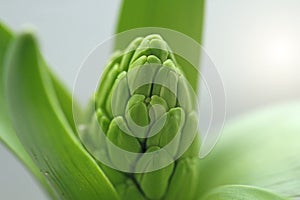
(115, 0), (206, 89)
(5, 31), (119, 200)
(0, 22), (56, 198)
(197, 102), (300, 198)
(48, 69), (81, 135)
(116, 0), (205, 44)
(202, 185), (287, 200)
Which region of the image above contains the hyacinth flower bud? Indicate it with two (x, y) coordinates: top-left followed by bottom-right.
(84, 34), (200, 200)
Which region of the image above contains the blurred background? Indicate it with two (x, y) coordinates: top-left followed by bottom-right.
(0, 0), (299, 199)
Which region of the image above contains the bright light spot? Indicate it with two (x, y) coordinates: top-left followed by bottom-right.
(265, 36), (295, 66)
(259, 32), (298, 84)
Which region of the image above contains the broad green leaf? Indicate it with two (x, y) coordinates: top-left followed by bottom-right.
(116, 0), (205, 44)
(197, 102), (300, 199)
(5, 31), (119, 200)
(49, 69), (81, 135)
(202, 185), (287, 200)
(116, 0), (205, 89)
(0, 23), (56, 198)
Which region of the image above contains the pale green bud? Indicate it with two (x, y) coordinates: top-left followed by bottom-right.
(85, 34), (200, 200)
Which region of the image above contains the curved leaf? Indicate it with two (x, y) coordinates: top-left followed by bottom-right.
(202, 185), (287, 200)
(5, 31), (119, 200)
(49, 69), (81, 135)
(0, 22), (56, 198)
(116, 0), (205, 90)
(116, 0), (205, 44)
(197, 102), (300, 199)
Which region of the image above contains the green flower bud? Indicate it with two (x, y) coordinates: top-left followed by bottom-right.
(125, 94), (149, 138)
(164, 158), (200, 200)
(86, 34), (200, 199)
(146, 107), (185, 157)
(135, 146), (174, 200)
(107, 116), (142, 168)
(115, 179), (145, 200)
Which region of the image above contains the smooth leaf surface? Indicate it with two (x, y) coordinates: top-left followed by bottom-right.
(116, 0), (205, 44)
(202, 185), (287, 200)
(116, 0), (205, 89)
(49, 69), (81, 135)
(5, 32), (119, 200)
(0, 23), (56, 198)
(197, 102), (300, 199)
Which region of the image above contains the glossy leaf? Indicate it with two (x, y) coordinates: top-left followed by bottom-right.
(202, 185), (287, 200)
(116, 0), (205, 90)
(49, 69), (82, 135)
(5, 32), (119, 200)
(116, 0), (205, 44)
(197, 102), (300, 199)
(0, 23), (56, 198)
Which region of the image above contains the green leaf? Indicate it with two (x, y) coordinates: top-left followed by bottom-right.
(4, 31), (119, 200)
(135, 146), (174, 200)
(115, 0), (205, 90)
(202, 185), (287, 200)
(49, 69), (82, 135)
(0, 23), (56, 198)
(164, 157), (200, 200)
(197, 102), (300, 198)
(116, 0), (205, 44)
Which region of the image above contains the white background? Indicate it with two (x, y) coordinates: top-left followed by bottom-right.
(0, 0), (299, 199)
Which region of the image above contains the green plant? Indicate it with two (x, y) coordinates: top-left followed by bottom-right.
(1, 0), (300, 199)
